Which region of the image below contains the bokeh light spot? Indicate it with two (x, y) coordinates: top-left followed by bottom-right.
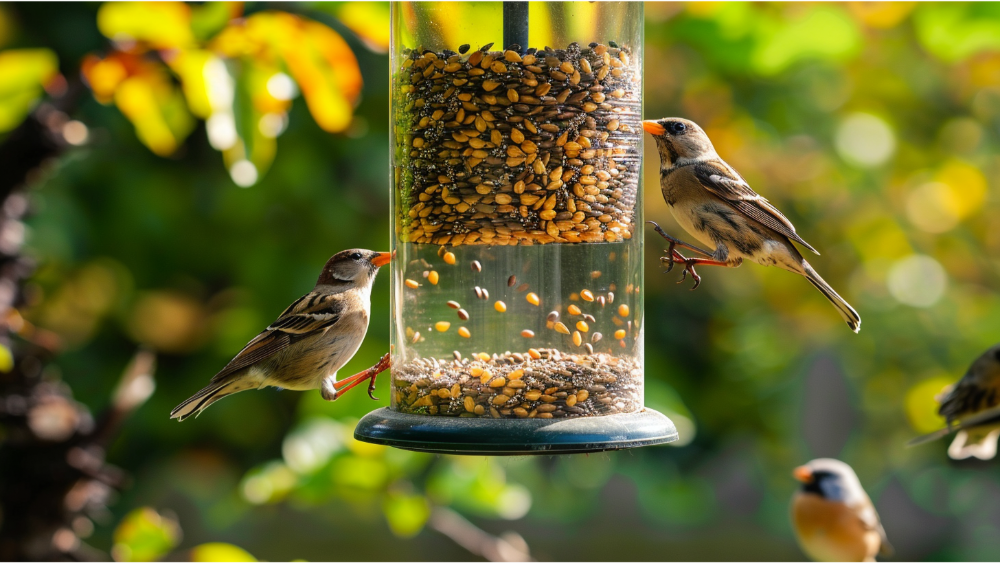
(229, 160), (258, 187)
(887, 254), (947, 307)
(835, 112), (895, 167)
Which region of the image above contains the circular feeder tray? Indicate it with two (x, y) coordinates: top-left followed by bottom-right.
(354, 407), (678, 455)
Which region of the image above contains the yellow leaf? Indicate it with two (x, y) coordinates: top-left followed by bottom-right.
(905, 376), (954, 434)
(331, 2), (390, 53)
(166, 49), (216, 118)
(190, 543), (256, 563)
(97, 2), (194, 49)
(0, 48), (60, 132)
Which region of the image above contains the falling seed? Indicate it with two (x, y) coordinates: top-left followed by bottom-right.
(546, 311), (560, 322)
(481, 288), (490, 300)
(447, 300), (461, 309)
(592, 332), (603, 343)
(608, 291), (615, 303)
(474, 286), (483, 299)
(569, 293), (580, 301)
(516, 283), (530, 292)
(576, 321), (589, 332)
(567, 305), (581, 316)
(443, 251), (456, 265)
(581, 289), (594, 302)
(620, 340), (626, 348)
(437, 247), (447, 258)
(572, 331), (583, 346)
(495, 301), (507, 313)
(590, 270), (602, 279)
(585, 343), (594, 354)
(554, 322), (570, 334)
(583, 314), (596, 323)
(429, 271), (440, 285)
(471, 260), (482, 272)
(422, 271), (430, 278)
(526, 292), (540, 306)
(411, 331), (421, 343)
(507, 275), (517, 287)
(597, 296), (606, 307)
(618, 304), (630, 317)
(612, 316), (624, 326)
(627, 320), (633, 333)
(458, 309), (470, 320)
(458, 326), (471, 338)
(405, 279), (420, 289)
(614, 329), (626, 340)
(521, 329), (535, 338)
(436, 321), (451, 332)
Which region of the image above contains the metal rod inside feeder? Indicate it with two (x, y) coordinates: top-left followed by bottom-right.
(503, 1), (529, 53)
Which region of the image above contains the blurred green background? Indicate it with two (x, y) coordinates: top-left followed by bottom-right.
(3, 1), (1000, 561)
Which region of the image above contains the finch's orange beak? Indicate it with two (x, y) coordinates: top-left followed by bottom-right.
(793, 465), (813, 484)
(642, 120), (666, 136)
(371, 251), (394, 268)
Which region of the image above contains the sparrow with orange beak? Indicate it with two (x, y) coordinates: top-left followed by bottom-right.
(171, 249), (393, 421)
(791, 459), (891, 562)
(908, 343), (1000, 460)
(643, 117), (861, 332)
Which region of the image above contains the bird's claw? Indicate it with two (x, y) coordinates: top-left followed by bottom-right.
(332, 352), (391, 401)
(677, 260), (703, 290)
(660, 251), (703, 290)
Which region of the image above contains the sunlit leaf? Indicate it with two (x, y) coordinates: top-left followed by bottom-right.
(190, 542), (257, 563)
(905, 376), (954, 434)
(191, 2), (243, 42)
(382, 491), (431, 538)
(0, 48), (60, 132)
(111, 507), (182, 563)
(324, 2), (391, 53)
(97, 1), (195, 49)
(751, 5), (861, 75)
(913, 3), (1000, 62)
(241, 461), (298, 505)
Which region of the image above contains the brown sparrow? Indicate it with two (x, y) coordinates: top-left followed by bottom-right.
(792, 459), (892, 562)
(908, 343), (1000, 459)
(643, 117), (861, 333)
(170, 249), (392, 421)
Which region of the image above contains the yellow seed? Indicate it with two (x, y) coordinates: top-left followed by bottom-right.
(614, 329), (626, 339)
(477, 352), (490, 361)
(511, 128), (525, 144)
(471, 367), (483, 377)
(493, 394), (509, 406)
(443, 252), (456, 265)
(405, 279), (420, 289)
(495, 301), (507, 312)
(568, 304), (582, 315)
(576, 321), (589, 332)
(577, 390), (589, 402)
(509, 369), (524, 380)
(618, 304), (630, 317)
(464, 396), (475, 412)
(528, 348), (541, 359)
(554, 322), (570, 334)
(525, 389), (542, 401)
(489, 377), (507, 388)
(451, 384), (461, 398)
(526, 292), (540, 306)
(513, 407), (528, 418)
(431, 370), (442, 379)
(538, 412), (553, 419)
(566, 394), (578, 407)
(437, 388), (451, 399)
(435, 321), (451, 332)
(572, 331), (582, 346)
(581, 289), (594, 301)
(474, 404), (485, 415)
(458, 326), (471, 338)
(521, 329), (535, 338)
(429, 271), (440, 285)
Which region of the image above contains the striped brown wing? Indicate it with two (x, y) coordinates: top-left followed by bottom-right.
(210, 291), (342, 381)
(694, 160), (819, 255)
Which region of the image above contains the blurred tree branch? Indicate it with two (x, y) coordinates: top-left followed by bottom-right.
(429, 506), (533, 562)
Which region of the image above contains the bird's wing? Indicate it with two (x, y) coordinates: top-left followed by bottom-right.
(693, 160), (819, 255)
(210, 291), (342, 382)
(908, 402), (1000, 447)
(856, 502), (893, 557)
(938, 364), (1000, 421)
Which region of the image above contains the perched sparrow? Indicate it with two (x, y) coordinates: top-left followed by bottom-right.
(908, 343), (1000, 460)
(643, 118), (861, 333)
(170, 249), (392, 421)
(792, 459), (892, 562)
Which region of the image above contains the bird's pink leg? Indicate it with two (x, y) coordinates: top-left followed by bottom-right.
(333, 353), (390, 400)
(647, 221), (732, 290)
(670, 257), (734, 290)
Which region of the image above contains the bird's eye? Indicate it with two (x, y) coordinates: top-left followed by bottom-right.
(666, 121), (687, 135)
(350, 252), (363, 261)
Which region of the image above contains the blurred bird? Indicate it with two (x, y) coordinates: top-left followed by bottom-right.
(170, 249), (393, 421)
(792, 459), (892, 562)
(907, 343), (1000, 460)
(643, 117), (861, 333)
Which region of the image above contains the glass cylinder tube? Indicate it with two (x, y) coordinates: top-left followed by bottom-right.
(388, 2), (647, 422)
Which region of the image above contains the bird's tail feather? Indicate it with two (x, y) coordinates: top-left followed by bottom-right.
(170, 377), (244, 421)
(906, 426), (955, 447)
(802, 262), (861, 333)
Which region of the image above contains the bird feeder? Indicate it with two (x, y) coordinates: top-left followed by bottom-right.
(355, 1), (677, 454)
